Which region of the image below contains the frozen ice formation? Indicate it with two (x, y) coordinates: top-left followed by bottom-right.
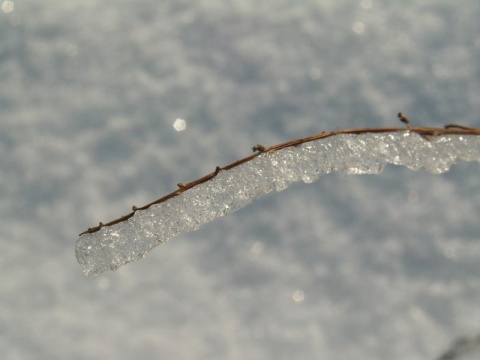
(76, 131), (480, 276)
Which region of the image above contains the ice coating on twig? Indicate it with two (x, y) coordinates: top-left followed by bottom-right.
(75, 132), (480, 276)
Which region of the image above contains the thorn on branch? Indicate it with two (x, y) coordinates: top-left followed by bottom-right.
(398, 112), (410, 125)
(177, 183), (186, 188)
(132, 206), (138, 211)
(214, 166), (222, 175)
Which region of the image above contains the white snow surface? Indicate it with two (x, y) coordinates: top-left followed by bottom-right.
(3, 1), (480, 359)
(76, 132), (480, 276)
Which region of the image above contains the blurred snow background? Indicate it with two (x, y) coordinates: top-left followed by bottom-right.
(1, 0), (480, 359)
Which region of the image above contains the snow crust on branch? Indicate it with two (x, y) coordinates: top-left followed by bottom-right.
(76, 131), (480, 276)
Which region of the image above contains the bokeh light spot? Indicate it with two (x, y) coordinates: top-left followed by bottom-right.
(2, 1), (14, 13)
(352, 22), (365, 34)
(292, 290), (305, 303)
(173, 118), (187, 131)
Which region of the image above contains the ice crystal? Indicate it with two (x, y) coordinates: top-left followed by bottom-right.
(76, 132), (480, 276)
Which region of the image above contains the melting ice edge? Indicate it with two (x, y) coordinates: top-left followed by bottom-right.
(76, 132), (480, 276)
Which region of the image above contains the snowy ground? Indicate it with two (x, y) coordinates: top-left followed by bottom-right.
(2, 1), (480, 359)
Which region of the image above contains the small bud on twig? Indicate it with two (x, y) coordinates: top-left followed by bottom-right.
(252, 144), (266, 152)
(398, 112), (410, 125)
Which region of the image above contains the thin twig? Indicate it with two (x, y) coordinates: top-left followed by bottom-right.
(79, 125), (480, 236)
(444, 123), (474, 130)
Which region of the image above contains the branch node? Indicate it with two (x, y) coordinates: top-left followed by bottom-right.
(252, 144), (266, 152)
